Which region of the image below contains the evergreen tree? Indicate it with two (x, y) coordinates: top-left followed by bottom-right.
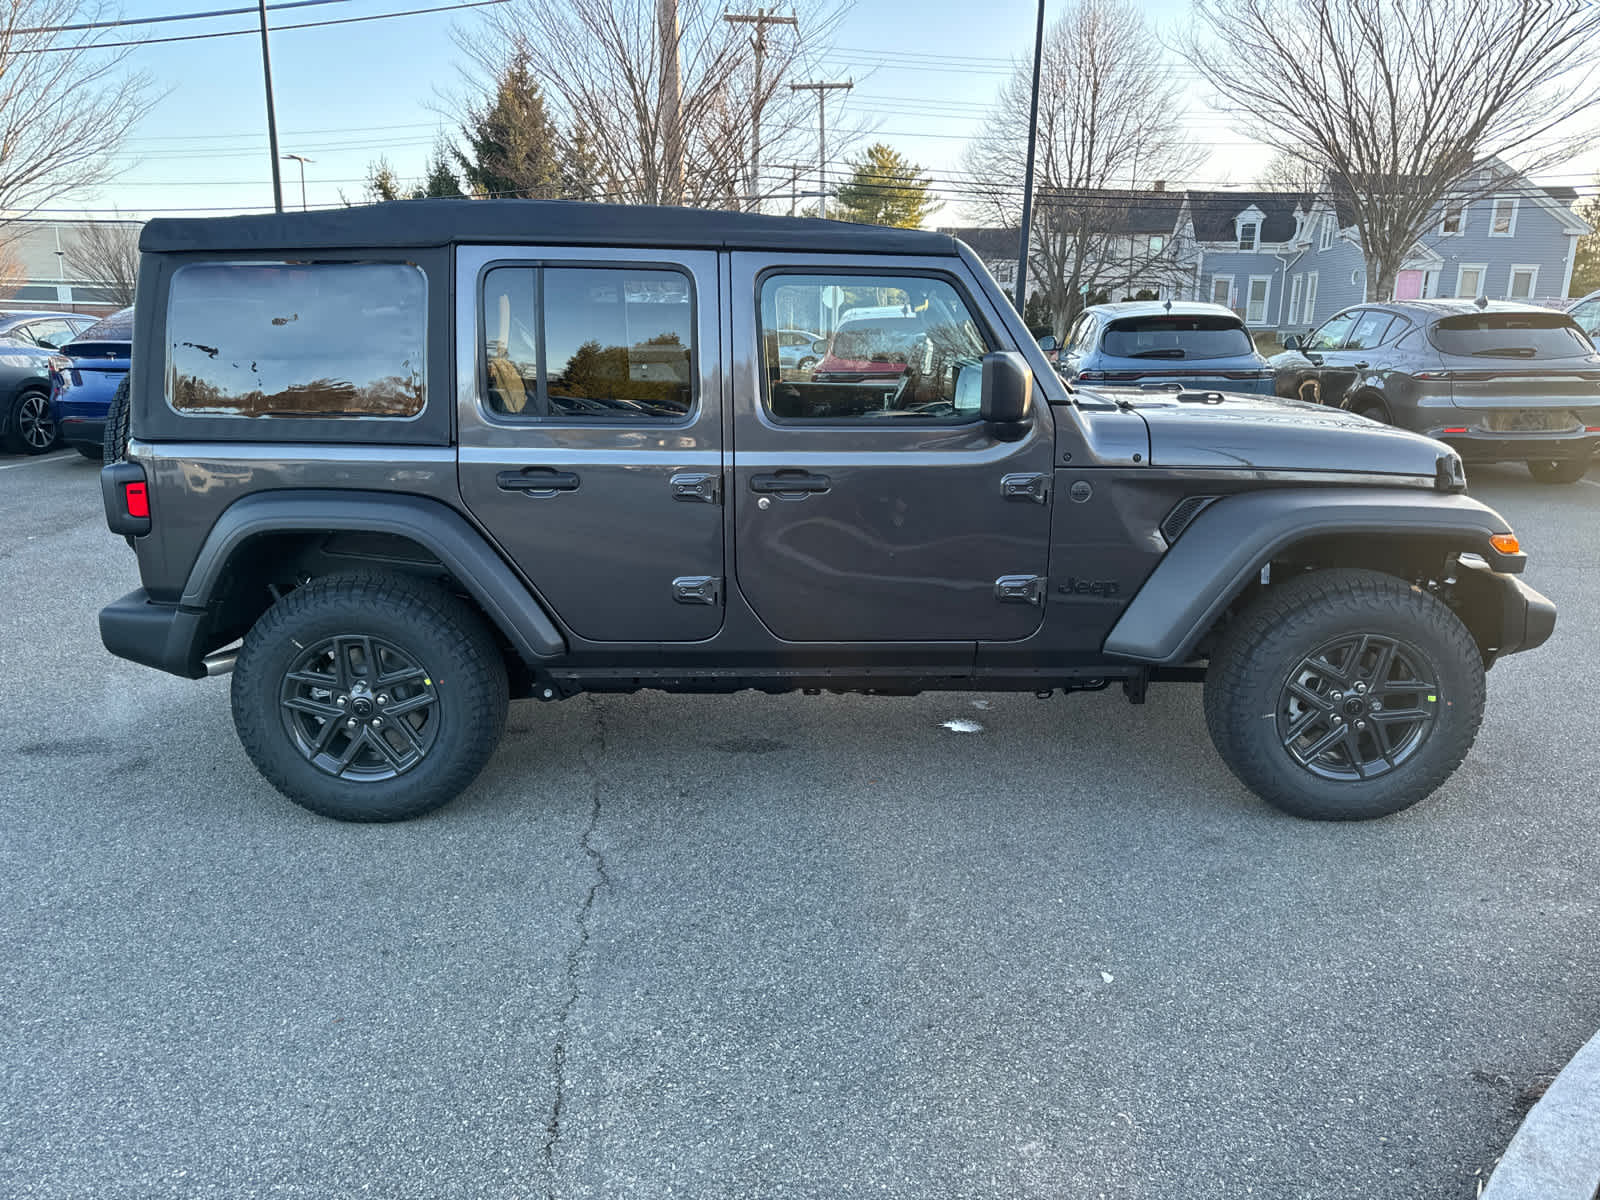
(456, 54), (564, 200)
(421, 139), (465, 199)
(561, 123), (602, 202)
(830, 143), (941, 229)
(363, 157), (405, 203)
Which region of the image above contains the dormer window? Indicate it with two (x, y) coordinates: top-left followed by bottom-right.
(1319, 215), (1335, 251)
(1238, 221), (1259, 251)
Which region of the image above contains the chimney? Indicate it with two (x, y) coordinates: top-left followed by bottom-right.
(1152, 180), (1166, 192)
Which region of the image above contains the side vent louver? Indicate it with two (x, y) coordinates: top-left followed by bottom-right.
(1160, 496), (1218, 545)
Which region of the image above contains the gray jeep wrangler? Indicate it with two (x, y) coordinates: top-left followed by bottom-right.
(98, 201), (1554, 823)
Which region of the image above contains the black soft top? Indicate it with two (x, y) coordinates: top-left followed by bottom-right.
(141, 199), (961, 256)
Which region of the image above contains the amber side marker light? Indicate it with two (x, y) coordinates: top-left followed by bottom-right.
(1490, 533), (1520, 555)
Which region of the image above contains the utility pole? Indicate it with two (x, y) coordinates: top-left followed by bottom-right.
(658, 0), (685, 205)
(724, 9), (798, 213)
(282, 154), (313, 211)
(1014, 0), (1045, 311)
(257, 0), (284, 213)
(790, 80), (851, 219)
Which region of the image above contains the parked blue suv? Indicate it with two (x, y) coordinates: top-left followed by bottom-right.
(49, 307), (132, 460)
(1049, 301), (1275, 394)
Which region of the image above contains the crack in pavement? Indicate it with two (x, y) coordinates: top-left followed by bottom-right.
(542, 696), (611, 1200)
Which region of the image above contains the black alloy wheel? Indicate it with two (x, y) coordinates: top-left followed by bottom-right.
(279, 633), (441, 781)
(9, 389), (58, 454)
(1277, 633), (1438, 782)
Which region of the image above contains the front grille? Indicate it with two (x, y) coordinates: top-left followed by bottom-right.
(1161, 496), (1218, 544)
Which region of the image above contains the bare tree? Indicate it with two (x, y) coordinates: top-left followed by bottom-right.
(0, 2), (155, 235)
(1179, 0), (1600, 301)
(455, 0), (847, 208)
(963, 0), (1202, 334)
(1256, 150), (1326, 194)
(61, 217), (141, 307)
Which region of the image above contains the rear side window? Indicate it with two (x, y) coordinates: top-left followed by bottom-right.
(1100, 315), (1254, 360)
(167, 263), (426, 418)
(481, 265), (694, 421)
(1428, 312), (1593, 358)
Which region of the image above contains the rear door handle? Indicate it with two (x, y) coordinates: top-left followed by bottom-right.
(751, 470), (830, 496)
(496, 467), (580, 496)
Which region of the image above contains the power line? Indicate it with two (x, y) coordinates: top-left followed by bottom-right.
(11, 0), (351, 36)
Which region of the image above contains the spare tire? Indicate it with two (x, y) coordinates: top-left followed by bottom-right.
(102, 375), (131, 466)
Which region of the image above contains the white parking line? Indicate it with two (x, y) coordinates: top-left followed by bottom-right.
(0, 451), (74, 472)
(1580, 477), (1600, 490)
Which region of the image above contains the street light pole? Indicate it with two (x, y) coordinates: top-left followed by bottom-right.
(282, 154), (313, 211)
(258, 0), (284, 213)
(1015, 0), (1046, 313)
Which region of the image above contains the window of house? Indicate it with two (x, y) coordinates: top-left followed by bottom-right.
(1238, 222), (1259, 251)
(168, 262), (427, 419)
(1440, 201), (1466, 236)
(1287, 274), (1304, 324)
(1507, 265), (1538, 301)
(1490, 197), (1518, 237)
(1210, 276), (1233, 307)
(759, 273), (990, 423)
(1319, 216), (1335, 251)
(1303, 272), (1319, 322)
(1456, 264), (1487, 298)
(480, 265), (695, 421)
(1149, 235), (1165, 254)
(1245, 276), (1271, 324)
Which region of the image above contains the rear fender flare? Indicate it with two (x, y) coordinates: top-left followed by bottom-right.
(182, 490), (565, 663)
(1101, 486), (1521, 665)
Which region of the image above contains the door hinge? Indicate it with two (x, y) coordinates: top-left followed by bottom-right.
(1001, 472), (1048, 503)
(672, 575), (723, 606)
(670, 472), (721, 504)
(995, 574), (1046, 605)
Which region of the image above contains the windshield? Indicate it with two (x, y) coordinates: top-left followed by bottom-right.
(828, 317), (925, 362)
(1428, 312), (1593, 358)
(1100, 315), (1255, 360)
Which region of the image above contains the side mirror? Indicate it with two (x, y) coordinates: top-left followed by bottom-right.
(1281, 334), (1302, 351)
(981, 351), (1033, 431)
(811, 339), (829, 356)
(1037, 334), (1059, 352)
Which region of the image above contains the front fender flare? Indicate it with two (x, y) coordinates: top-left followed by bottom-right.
(1101, 486), (1521, 665)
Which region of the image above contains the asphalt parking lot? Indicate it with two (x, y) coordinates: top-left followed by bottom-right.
(3, 449), (1599, 1200)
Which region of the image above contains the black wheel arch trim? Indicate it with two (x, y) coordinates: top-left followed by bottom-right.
(1101, 487), (1529, 665)
(178, 490), (566, 662)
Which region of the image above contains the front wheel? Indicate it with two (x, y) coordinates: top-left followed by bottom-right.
(796, 356), (817, 373)
(1204, 568), (1485, 820)
(231, 573), (509, 821)
(1526, 458), (1589, 485)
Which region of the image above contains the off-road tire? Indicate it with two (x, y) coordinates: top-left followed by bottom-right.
(231, 573), (508, 822)
(5, 386), (57, 454)
(73, 443), (102, 461)
(102, 376), (131, 465)
(1526, 458), (1588, 485)
(1204, 568), (1485, 820)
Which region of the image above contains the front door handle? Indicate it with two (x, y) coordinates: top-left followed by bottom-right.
(496, 467), (580, 496)
(751, 470), (831, 496)
(1353, 361), (1370, 369)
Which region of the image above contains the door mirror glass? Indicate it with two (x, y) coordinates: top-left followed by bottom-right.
(1281, 333), (1301, 351)
(1036, 334), (1058, 352)
(980, 351), (1032, 427)
(811, 339), (829, 355)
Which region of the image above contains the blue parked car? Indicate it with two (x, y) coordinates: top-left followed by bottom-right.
(49, 307), (132, 460)
(1050, 300), (1275, 394)
(0, 311), (100, 454)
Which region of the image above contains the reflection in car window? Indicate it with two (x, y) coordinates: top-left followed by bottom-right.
(481, 266), (694, 421)
(1344, 311), (1395, 351)
(1100, 315), (1253, 360)
(760, 274), (989, 422)
(1305, 311), (1358, 351)
(167, 263), (426, 418)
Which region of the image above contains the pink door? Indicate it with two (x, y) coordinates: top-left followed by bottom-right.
(1395, 270), (1423, 300)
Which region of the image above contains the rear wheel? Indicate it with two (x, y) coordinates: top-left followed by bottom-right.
(102, 376), (131, 465)
(74, 443), (103, 461)
(1350, 397), (1389, 424)
(1204, 568), (1485, 820)
(5, 387), (58, 454)
(1526, 458), (1589, 485)
(231, 573), (509, 821)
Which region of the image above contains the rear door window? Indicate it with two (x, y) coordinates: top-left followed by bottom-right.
(1428, 312), (1593, 359)
(167, 262), (426, 418)
(1100, 315), (1254, 360)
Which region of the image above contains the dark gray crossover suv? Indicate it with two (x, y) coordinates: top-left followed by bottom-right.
(98, 201), (1553, 824)
(1272, 299), (1600, 484)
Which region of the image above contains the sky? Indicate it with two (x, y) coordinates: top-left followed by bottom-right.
(35, 0), (1600, 223)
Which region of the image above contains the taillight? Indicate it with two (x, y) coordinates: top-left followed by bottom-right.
(100, 462), (150, 537)
(124, 482), (149, 519)
(1077, 370), (1105, 381)
(47, 354), (71, 384)
(1441, 427), (1469, 434)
